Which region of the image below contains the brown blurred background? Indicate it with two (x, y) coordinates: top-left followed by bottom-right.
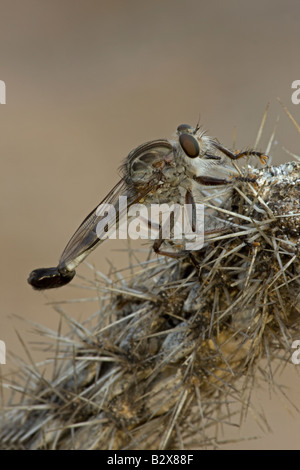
(0, 0), (300, 449)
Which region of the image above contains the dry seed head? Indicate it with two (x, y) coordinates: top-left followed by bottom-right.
(1, 161), (300, 449)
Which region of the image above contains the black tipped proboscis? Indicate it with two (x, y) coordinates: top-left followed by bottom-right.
(27, 267), (76, 290)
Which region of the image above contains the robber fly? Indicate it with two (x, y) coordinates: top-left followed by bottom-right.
(28, 123), (267, 290)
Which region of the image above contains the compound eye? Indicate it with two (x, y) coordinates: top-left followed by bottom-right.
(177, 123), (194, 134)
(179, 133), (200, 158)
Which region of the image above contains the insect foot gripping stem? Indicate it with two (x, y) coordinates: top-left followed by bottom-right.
(28, 266), (76, 290)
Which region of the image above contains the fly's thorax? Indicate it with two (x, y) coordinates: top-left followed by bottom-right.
(125, 139), (174, 185)
(146, 180), (187, 205)
(160, 164), (187, 187)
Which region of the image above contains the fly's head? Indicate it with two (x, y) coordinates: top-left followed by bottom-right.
(175, 123), (233, 181)
(176, 123), (212, 159)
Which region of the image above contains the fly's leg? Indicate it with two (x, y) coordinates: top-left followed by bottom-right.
(153, 190), (203, 258)
(197, 141), (268, 186)
(213, 142), (268, 165)
(193, 175), (256, 186)
(185, 190), (197, 232)
(188, 252), (201, 269)
(152, 211), (189, 259)
(153, 239), (189, 259)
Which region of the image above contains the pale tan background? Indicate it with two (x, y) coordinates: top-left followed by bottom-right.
(0, 0), (300, 449)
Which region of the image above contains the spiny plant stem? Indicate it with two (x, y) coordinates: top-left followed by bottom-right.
(1, 161), (300, 450)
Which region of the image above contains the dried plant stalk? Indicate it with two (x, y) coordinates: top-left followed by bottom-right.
(1, 161), (299, 450)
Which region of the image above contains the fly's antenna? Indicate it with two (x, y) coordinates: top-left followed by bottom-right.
(194, 112), (201, 133)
